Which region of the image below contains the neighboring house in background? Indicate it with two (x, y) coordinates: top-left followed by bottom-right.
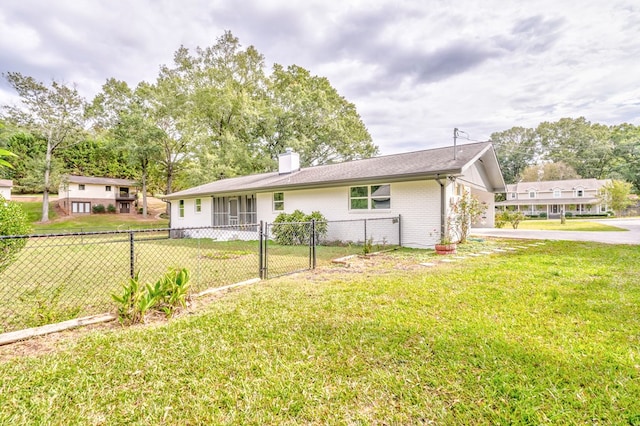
(58, 175), (137, 215)
(0, 179), (12, 200)
(164, 142), (506, 249)
(496, 178), (611, 218)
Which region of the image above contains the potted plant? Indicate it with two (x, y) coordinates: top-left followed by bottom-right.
(434, 234), (457, 255)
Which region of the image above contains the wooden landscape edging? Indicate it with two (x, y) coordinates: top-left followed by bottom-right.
(0, 277), (264, 347)
(0, 313), (117, 346)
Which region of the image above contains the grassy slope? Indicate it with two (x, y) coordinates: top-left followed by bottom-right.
(14, 200), (168, 232)
(1, 241), (639, 424)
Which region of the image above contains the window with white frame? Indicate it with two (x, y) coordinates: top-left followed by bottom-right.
(195, 198), (202, 213)
(179, 200), (185, 218)
(553, 189), (561, 198)
(509, 192), (517, 199)
(576, 189), (584, 197)
(349, 184), (391, 210)
(273, 192), (284, 211)
(528, 190), (536, 199)
(105, 185), (111, 192)
(79, 184), (85, 191)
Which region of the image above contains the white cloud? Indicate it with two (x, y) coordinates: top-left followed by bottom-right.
(1, 0), (639, 154)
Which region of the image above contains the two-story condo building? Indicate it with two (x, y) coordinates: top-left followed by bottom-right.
(496, 178), (610, 218)
(58, 175), (137, 215)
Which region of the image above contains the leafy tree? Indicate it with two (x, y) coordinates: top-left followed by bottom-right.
(520, 161), (581, 182)
(536, 117), (613, 178)
(89, 79), (163, 217)
(490, 126), (538, 184)
(0, 195), (31, 272)
(267, 64), (377, 166)
(610, 123), (640, 192)
(599, 180), (633, 215)
(2, 72), (86, 222)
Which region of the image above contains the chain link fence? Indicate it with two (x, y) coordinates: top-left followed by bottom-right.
(0, 226), (260, 334)
(0, 217), (401, 334)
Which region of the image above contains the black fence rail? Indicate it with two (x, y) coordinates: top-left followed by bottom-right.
(0, 217), (401, 334)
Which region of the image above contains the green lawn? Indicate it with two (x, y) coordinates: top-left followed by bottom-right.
(516, 219), (627, 231)
(0, 235), (366, 332)
(1, 241), (639, 424)
(12, 200), (168, 232)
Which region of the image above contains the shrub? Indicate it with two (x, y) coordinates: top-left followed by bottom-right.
(271, 210), (328, 245)
(539, 212), (547, 219)
(0, 195), (31, 273)
(92, 204), (106, 214)
(565, 212), (573, 218)
(107, 204), (116, 213)
(498, 211), (525, 229)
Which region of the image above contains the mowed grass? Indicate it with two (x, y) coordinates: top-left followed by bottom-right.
(0, 235), (365, 332)
(13, 200), (168, 232)
(517, 219), (627, 231)
(1, 241), (639, 424)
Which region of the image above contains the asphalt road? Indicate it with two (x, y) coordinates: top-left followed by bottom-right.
(470, 218), (640, 245)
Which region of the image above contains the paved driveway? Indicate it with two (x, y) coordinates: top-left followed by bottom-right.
(470, 218), (640, 245)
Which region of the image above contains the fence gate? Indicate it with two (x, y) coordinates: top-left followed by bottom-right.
(261, 221), (316, 279)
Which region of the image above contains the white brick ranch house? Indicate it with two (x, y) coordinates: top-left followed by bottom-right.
(58, 175), (138, 215)
(164, 142), (506, 249)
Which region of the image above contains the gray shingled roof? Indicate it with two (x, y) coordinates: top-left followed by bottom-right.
(65, 175), (136, 186)
(165, 141), (502, 199)
(504, 178), (608, 193)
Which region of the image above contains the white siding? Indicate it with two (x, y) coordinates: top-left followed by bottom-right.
(67, 183), (117, 201)
(256, 180), (443, 249)
(171, 197), (213, 228)
(0, 187), (11, 200)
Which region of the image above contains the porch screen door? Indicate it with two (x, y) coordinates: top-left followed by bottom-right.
(229, 199), (238, 225)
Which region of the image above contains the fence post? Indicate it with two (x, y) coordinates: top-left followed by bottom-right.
(397, 214), (402, 247)
(364, 219), (367, 244)
(129, 231), (135, 279)
(259, 221), (265, 279)
(310, 219), (317, 269)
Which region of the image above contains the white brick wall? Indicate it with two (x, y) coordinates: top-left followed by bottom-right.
(256, 181), (443, 248)
(171, 197), (212, 228)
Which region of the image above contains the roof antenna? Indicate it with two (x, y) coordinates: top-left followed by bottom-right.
(453, 128), (468, 160)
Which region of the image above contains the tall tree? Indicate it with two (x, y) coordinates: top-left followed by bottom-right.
(520, 161), (581, 182)
(267, 64), (377, 166)
(537, 117), (613, 178)
(89, 79), (163, 217)
(2, 73), (86, 222)
(610, 123), (640, 192)
(490, 126), (538, 184)
(166, 32), (274, 184)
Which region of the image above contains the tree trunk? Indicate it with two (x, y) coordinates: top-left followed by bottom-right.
(40, 137), (53, 223)
(141, 169), (148, 219)
(165, 165), (173, 216)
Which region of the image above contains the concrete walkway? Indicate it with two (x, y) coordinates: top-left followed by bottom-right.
(471, 218), (640, 245)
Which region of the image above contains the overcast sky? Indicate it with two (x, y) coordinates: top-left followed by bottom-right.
(1, 0), (639, 154)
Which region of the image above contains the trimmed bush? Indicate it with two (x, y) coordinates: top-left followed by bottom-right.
(539, 212), (547, 219)
(272, 210), (328, 245)
(565, 212), (573, 218)
(0, 195), (31, 272)
(107, 204), (116, 213)
(92, 204), (106, 214)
